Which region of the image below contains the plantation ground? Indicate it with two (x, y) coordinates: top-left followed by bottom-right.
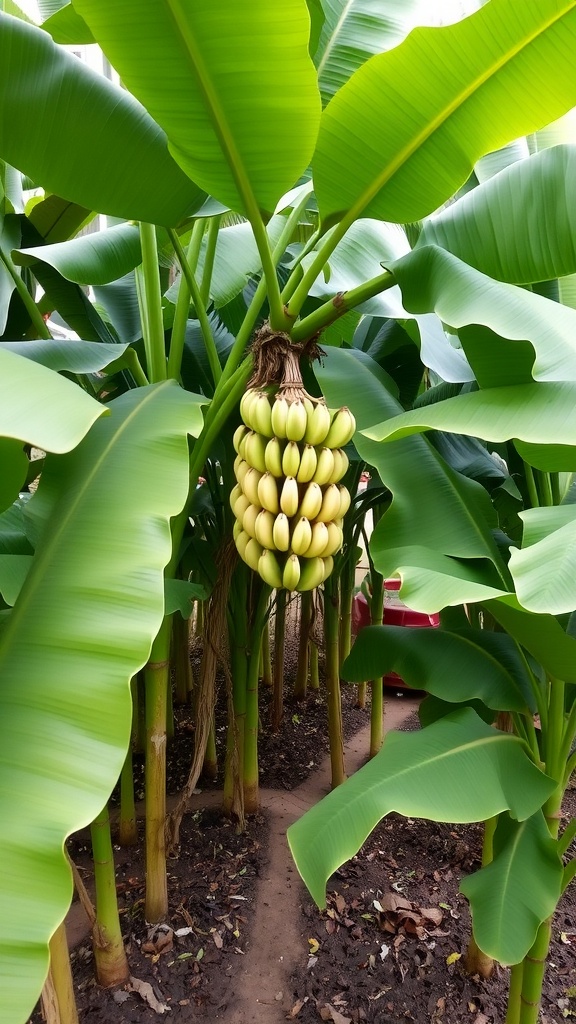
(29, 687), (576, 1024)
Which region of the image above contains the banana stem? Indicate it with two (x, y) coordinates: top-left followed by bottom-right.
(272, 589), (286, 732)
(138, 223), (167, 383)
(144, 615), (172, 923)
(90, 804), (130, 987)
(324, 575), (346, 788)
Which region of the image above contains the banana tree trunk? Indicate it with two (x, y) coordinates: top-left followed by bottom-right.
(324, 575), (346, 788)
(144, 615), (172, 923)
(294, 590), (312, 701)
(41, 921), (78, 1024)
(272, 589), (286, 732)
(90, 805), (130, 987)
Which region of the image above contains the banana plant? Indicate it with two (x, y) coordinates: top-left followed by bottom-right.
(3, 1), (576, 1020)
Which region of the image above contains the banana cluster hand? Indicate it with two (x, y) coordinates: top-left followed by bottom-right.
(231, 387), (355, 591)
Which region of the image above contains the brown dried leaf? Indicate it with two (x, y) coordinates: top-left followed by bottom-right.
(322, 1005), (352, 1024)
(420, 908), (443, 925)
(212, 931), (224, 949)
(142, 925), (173, 955)
(290, 998), (306, 1017)
(127, 976), (169, 1014)
(335, 895), (347, 914)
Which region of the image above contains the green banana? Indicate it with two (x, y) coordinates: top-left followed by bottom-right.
(304, 401), (331, 446)
(282, 440), (301, 478)
(283, 553), (301, 591)
(296, 556), (324, 592)
(291, 516), (312, 557)
(316, 483), (341, 524)
(258, 549), (283, 588)
(296, 444), (317, 483)
(313, 447), (335, 486)
(272, 512), (290, 552)
(298, 481), (323, 521)
(285, 399), (307, 442)
(325, 407), (356, 448)
(264, 437), (284, 477)
(244, 431), (268, 474)
(255, 508), (277, 549)
(271, 395), (289, 438)
(280, 476), (299, 517)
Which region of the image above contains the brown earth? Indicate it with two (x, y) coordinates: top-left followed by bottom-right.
(28, 628), (576, 1024)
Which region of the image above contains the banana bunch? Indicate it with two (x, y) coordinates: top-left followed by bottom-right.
(231, 387), (355, 591)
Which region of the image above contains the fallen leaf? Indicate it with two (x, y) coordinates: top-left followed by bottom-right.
(290, 997), (307, 1016)
(446, 952), (461, 965)
(212, 931), (224, 949)
(308, 938), (320, 954)
(142, 925), (173, 956)
(127, 976), (170, 1014)
(380, 943), (390, 961)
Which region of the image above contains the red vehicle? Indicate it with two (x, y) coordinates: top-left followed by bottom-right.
(351, 579), (439, 689)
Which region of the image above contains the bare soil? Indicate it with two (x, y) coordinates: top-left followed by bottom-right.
(28, 631), (576, 1024)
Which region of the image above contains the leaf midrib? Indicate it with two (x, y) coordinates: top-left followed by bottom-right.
(345, 1), (576, 225)
(162, 0), (259, 220)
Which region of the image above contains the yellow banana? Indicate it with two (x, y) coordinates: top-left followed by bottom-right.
(251, 392), (274, 437)
(304, 401), (331, 446)
(272, 512), (291, 552)
(233, 518), (243, 542)
(257, 472), (280, 514)
(280, 476), (299, 517)
(240, 388), (260, 428)
(264, 437), (284, 477)
(286, 398), (307, 441)
(313, 447), (335, 486)
(242, 503), (261, 539)
(242, 466), (262, 506)
(271, 395), (289, 438)
(321, 555), (334, 582)
(306, 521), (329, 558)
(296, 556), (325, 592)
(255, 509), (276, 549)
(291, 516), (313, 557)
(233, 424), (248, 454)
(235, 529), (251, 562)
(258, 549), (283, 588)
(338, 485), (352, 518)
(233, 491), (251, 522)
(283, 553), (301, 591)
(244, 537), (264, 572)
(328, 448), (349, 484)
(244, 431), (268, 474)
(282, 440), (301, 478)
(296, 444), (317, 483)
(325, 407), (356, 448)
(230, 482), (242, 511)
(316, 483), (341, 523)
(235, 458), (250, 488)
(322, 521), (343, 557)
(298, 481), (323, 521)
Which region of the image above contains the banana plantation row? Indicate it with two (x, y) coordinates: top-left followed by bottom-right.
(1, 2), (576, 1023)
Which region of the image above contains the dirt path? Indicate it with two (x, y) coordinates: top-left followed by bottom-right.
(221, 696), (417, 1023)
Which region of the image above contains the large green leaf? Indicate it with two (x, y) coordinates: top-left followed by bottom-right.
(419, 146), (576, 285)
(0, 14), (205, 224)
(486, 596), (576, 683)
(288, 708), (555, 908)
(0, 346), (104, 450)
(317, 349), (510, 611)
(363, 382), (576, 449)
(26, 193), (93, 245)
(0, 382), (204, 1022)
(73, 0), (321, 216)
(389, 246), (576, 382)
(14, 222), (142, 287)
(343, 625), (534, 713)
(41, 2), (95, 43)
(314, 0), (430, 105)
(461, 811), (562, 964)
(509, 506), (576, 615)
(0, 339), (128, 374)
(0, 553), (33, 605)
(313, 0), (576, 228)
